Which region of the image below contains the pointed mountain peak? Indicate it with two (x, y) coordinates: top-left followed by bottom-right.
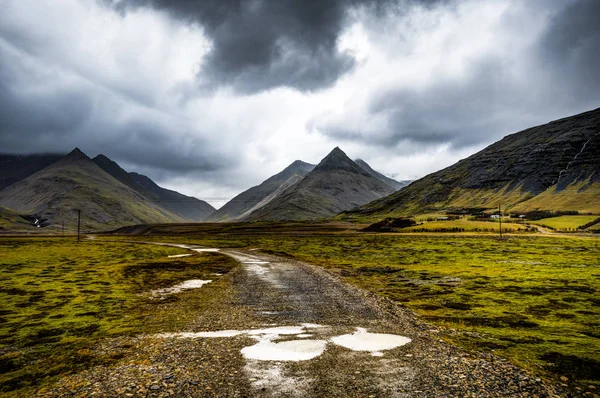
(62, 147), (90, 162)
(286, 160), (315, 172)
(92, 154), (111, 162)
(314, 147), (370, 176)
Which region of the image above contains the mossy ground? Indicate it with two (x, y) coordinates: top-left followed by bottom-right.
(3, 230), (599, 393)
(109, 230), (600, 387)
(527, 215), (599, 231)
(0, 237), (237, 395)
(404, 219), (528, 233)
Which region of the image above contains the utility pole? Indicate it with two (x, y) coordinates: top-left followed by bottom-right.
(77, 209), (81, 243)
(499, 204), (503, 239)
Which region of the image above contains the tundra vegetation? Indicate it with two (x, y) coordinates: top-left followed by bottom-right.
(1, 223), (599, 395)
(0, 238), (237, 396)
(105, 227), (600, 389)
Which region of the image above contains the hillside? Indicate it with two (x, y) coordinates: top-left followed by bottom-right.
(0, 153), (63, 190)
(0, 148), (186, 230)
(0, 206), (40, 232)
(344, 108), (600, 219)
(354, 159), (411, 190)
(244, 147), (397, 221)
(93, 155), (215, 221)
(206, 160), (315, 222)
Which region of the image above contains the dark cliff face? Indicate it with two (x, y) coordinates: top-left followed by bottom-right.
(554, 131), (600, 191)
(458, 109), (600, 194)
(346, 107), (600, 217)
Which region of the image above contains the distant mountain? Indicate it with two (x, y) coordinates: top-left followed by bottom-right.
(92, 155), (215, 221)
(0, 153), (64, 190)
(0, 148), (186, 230)
(206, 160), (315, 222)
(243, 147), (397, 221)
(344, 107), (600, 218)
(354, 159), (411, 190)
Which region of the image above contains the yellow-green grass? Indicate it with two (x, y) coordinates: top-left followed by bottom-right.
(527, 215), (599, 231)
(404, 219), (528, 233)
(512, 181), (600, 214)
(0, 237), (238, 395)
(443, 184), (534, 210)
(109, 231), (600, 386)
(413, 213), (450, 222)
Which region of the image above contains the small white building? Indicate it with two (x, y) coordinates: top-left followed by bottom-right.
(490, 214), (501, 219)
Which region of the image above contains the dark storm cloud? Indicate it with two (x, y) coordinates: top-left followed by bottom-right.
(0, 45), (94, 149)
(0, 41), (235, 176)
(538, 0), (600, 103)
(316, 0), (600, 151)
(114, 0), (446, 93)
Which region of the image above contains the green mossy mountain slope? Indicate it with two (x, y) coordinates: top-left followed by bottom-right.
(245, 147), (397, 221)
(345, 108), (600, 219)
(93, 155), (215, 221)
(0, 149), (185, 230)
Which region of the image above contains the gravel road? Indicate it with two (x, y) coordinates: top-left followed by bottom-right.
(38, 243), (566, 397)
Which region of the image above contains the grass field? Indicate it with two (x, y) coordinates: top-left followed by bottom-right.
(3, 229), (599, 393)
(108, 230), (600, 386)
(527, 215), (600, 231)
(404, 219), (528, 233)
(0, 237), (238, 395)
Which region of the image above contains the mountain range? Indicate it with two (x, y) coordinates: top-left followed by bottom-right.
(0, 148), (215, 230)
(1, 107), (598, 230)
(0, 145), (404, 229)
(344, 107), (600, 219)
(241, 147), (399, 221)
(208, 148), (405, 221)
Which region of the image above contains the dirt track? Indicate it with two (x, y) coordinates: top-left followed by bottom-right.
(40, 243), (564, 397)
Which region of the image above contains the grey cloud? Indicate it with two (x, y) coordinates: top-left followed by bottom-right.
(316, 0), (600, 151)
(0, 43), (236, 177)
(0, 45), (94, 149)
(321, 57), (523, 150)
(538, 0), (600, 103)
(114, 0), (444, 93)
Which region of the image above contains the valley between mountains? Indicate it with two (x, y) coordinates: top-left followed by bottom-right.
(1, 108), (599, 398)
(1, 107), (599, 231)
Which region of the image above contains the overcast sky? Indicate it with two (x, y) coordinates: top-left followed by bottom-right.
(1, 0), (599, 207)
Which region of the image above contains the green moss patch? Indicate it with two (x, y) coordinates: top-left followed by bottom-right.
(0, 237), (237, 395)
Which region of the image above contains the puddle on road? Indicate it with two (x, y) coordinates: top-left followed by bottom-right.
(149, 279), (212, 297)
(193, 248), (220, 253)
(153, 324), (411, 394)
(242, 261), (271, 264)
(154, 325), (410, 361)
(331, 327), (412, 356)
(243, 339), (328, 361)
(168, 254), (193, 258)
